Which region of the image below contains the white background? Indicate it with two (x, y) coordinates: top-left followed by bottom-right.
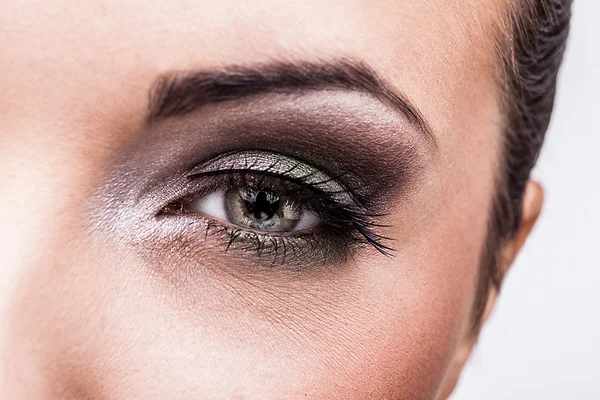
(452, 0), (600, 399)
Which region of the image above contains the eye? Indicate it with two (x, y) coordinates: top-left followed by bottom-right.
(187, 187), (321, 233)
(158, 150), (393, 264)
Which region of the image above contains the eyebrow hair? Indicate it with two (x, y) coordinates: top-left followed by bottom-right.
(147, 59), (434, 141)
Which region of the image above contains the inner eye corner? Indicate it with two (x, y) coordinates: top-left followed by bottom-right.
(158, 201), (184, 216)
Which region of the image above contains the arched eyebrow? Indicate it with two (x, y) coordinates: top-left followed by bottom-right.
(146, 59), (435, 143)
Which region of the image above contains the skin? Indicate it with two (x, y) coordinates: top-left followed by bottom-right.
(0, 1), (543, 399)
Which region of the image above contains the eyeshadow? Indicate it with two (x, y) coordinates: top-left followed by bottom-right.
(85, 87), (436, 288)
(188, 150), (354, 205)
(91, 89), (433, 256)
(115, 90), (431, 214)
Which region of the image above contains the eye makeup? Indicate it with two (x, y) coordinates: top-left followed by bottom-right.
(95, 88), (432, 274)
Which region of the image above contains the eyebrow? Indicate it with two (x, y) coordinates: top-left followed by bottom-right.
(147, 59), (434, 141)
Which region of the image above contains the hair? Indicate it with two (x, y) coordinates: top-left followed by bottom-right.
(473, 0), (573, 332)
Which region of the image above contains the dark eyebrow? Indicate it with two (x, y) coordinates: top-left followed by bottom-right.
(147, 59), (434, 141)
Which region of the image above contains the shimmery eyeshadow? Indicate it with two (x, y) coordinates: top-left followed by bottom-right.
(188, 150), (354, 205)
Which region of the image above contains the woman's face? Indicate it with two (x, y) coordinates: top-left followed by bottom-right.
(1, 1), (512, 398)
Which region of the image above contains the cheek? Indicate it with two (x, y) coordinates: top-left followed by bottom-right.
(5, 213), (482, 400)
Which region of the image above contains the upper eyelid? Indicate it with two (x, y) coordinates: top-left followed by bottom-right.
(186, 150), (356, 205)
(128, 90), (427, 219)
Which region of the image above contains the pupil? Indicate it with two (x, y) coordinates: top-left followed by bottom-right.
(245, 190), (280, 221)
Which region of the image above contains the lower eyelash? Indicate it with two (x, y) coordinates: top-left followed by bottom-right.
(224, 227), (335, 266)
(204, 208), (393, 268)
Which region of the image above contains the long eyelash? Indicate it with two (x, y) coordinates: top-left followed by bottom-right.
(219, 227), (357, 266)
(332, 206), (395, 257)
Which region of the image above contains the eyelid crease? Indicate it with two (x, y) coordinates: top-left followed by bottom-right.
(186, 150), (355, 205)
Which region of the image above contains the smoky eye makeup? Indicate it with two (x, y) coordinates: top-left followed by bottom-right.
(97, 88), (431, 273)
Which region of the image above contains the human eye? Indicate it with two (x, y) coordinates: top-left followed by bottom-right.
(159, 150), (393, 267)
(182, 186), (321, 233)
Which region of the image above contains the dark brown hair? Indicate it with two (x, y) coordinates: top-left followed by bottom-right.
(473, 0), (573, 331)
